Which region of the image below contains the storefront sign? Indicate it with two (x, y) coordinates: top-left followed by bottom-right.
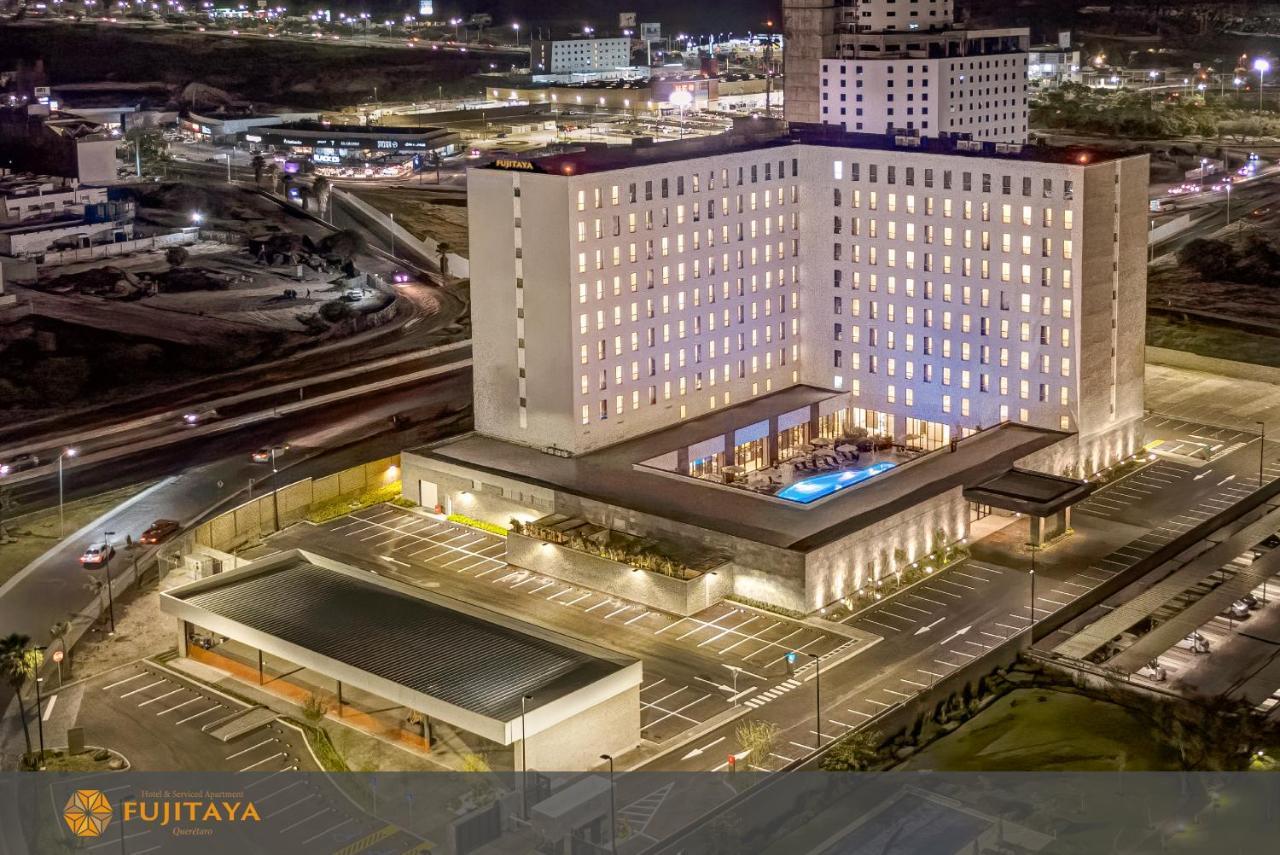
(493, 158), (539, 172)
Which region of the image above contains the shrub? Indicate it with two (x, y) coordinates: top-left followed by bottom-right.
(302, 692), (328, 724)
(447, 514), (508, 536)
(319, 300), (354, 323)
(306, 481), (403, 523)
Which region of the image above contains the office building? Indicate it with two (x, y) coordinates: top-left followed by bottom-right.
(531, 36), (635, 79)
(401, 124), (1147, 612)
(784, 0), (1030, 142)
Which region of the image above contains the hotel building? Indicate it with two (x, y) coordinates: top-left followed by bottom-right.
(403, 122), (1146, 612)
(784, 0), (1031, 143)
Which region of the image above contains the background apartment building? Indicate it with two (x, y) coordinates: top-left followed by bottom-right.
(467, 126), (1147, 476)
(784, 0), (1030, 143)
(530, 36), (634, 78)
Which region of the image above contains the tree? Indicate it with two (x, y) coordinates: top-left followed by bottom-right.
(320, 229), (365, 263)
(251, 153), (265, 186)
(302, 692), (328, 724)
(311, 176), (331, 221)
(436, 240), (452, 278)
(165, 246), (190, 268)
(460, 753), (490, 772)
(735, 719), (780, 769)
(0, 634), (38, 757)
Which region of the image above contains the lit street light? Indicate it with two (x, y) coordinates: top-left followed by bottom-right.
(600, 754), (618, 855)
(102, 530), (117, 635)
(57, 447), (77, 537)
(520, 693), (533, 819)
(1255, 57), (1271, 112)
(790, 650), (822, 749)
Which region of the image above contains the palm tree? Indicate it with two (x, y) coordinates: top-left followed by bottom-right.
(436, 241), (452, 278)
(312, 176), (331, 222)
(0, 633), (36, 757)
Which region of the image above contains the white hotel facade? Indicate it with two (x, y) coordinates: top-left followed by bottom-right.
(402, 123), (1146, 613)
(468, 128), (1146, 476)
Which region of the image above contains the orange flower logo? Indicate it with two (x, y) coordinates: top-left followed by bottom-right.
(63, 789), (113, 838)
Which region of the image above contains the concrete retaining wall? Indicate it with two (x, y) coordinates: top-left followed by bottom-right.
(331, 187), (470, 279)
(1146, 345), (1280, 387)
(507, 532), (733, 617)
(193, 455), (400, 552)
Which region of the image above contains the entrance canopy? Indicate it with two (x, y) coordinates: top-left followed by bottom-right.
(962, 467), (1093, 517)
(161, 550), (641, 747)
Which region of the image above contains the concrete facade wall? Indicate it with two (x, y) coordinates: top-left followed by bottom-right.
(783, 0), (837, 123)
(802, 485), (969, 611)
(507, 532), (733, 616)
(518, 683), (641, 772)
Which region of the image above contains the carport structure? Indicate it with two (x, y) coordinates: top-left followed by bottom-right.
(160, 550), (642, 771)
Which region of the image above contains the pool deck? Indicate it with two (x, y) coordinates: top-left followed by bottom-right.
(421, 387), (1070, 552)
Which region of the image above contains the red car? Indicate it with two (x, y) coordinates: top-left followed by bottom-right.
(139, 519), (180, 544)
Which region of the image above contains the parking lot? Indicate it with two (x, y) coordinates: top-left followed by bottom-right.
(270, 505), (861, 745)
(1143, 413), (1258, 462)
(1074, 459), (1198, 519)
(70, 662), (315, 772)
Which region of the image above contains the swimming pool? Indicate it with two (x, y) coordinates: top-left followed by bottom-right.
(775, 461), (898, 504)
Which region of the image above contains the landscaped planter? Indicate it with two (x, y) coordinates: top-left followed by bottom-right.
(506, 532), (732, 616)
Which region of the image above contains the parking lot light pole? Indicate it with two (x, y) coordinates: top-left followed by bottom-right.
(1029, 543), (1038, 630)
(57, 447), (77, 537)
(795, 651), (821, 749)
(600, 754), (617, 855)
(270, 447), (280, 532)
(1258, 421), (1267, 488)
(32, 647), (46, 765)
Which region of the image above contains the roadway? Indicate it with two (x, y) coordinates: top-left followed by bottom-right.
(0, 365), (472, 654)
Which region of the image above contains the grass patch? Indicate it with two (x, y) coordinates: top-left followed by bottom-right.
(1147, 313), (1280, 369)
(447, 513), (508, 536)
(27, 748), (121, 772)
(305, 482), (402, 523)
(899, 688), (1182, 771)
(285, 718), (348, 772)
(0, 482), (155, 587)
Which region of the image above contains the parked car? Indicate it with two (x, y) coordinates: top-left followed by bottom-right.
(1224, 599), (1251, 620)
(1239, 591), (1261, 610)
(1136, 660), (1167, 681)
(1178, 631), (1210, 654)
(79, 543), (116, 566)
(139, 519), (180, 544)
(0, 453), (40, 476)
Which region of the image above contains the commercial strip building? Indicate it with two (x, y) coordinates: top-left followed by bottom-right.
(245, 122), (460, 178)
(783, 0), (1030, 142)
(160, 550), (642, 771)
(180, 110), (321, 144)
(402, 119), (1145, 613)
(0, 172), (134, 257)
(486, 74), (727, 115)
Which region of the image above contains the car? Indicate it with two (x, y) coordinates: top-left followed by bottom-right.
(1136, 660), (1167, 681)
(182, 408), (219, 426)
(1224, 599), (1251, 620)
(340, 288), (367, 302)
(79, 543), (116, 566)
(139, 519), (180, 544)
(1178, 631), (1211, 654)
(1239, 591), (1261, 610)
(0, 453), (40, 476)
(392, 271), (411, 284)
(250, 445), (287, 464)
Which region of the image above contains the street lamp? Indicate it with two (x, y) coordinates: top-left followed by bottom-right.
(57, 447), (77, 537)
(512, 22), (519, 47)
(668, 88), (693, 140)
(32, 645), (46, 766)
(270, 446), (280, 531)
(1029, 542), (1038, 629)
(520, 693), (533, 819)
(1255, 57), (1271, 112)
(792, 650), (822, 749)
(600, 754), (618, 855)
(102, 530), (116, 635)
(191, 211), (203, 224)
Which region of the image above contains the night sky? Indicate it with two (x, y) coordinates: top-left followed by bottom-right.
(405, 1), (780, 34)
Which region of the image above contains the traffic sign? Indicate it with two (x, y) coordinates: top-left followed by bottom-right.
(52, 650), (64, 663)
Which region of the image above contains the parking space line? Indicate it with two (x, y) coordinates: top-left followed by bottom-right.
(157, 697), (202, 716)
(240, 752), (289, 772)
(102, 672), (148, 691)
(279, 807), (331, 834)
(227, 738), (276, 760)
(266, 794), (319, 820)
(119, 679), (167, 699)
(137, 688), (185, 708)
(175, 705), (222, 725)
(300, 818), (355, 846)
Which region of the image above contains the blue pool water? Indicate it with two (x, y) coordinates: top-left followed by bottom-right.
(775, 461), (898, 504)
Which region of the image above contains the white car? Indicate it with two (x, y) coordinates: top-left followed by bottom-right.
(79, 543), (116, 566)
(182, 408), (219, 426)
